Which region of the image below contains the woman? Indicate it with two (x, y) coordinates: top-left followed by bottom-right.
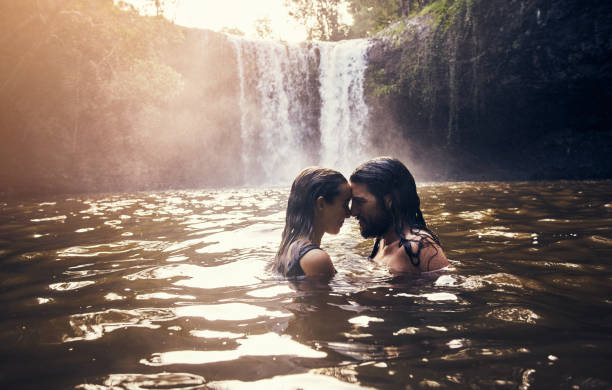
(274, 167), (351, 278)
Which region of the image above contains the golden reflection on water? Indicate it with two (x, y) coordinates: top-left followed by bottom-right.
(49, 281), (95, 291)
(87, 372), (206, 390)
(64, 308), (170, 342)
(486, 307), (540, 324)
(246, 285), (294, 298)
(347, 316), (384, 327)
(135, 292), (196, 300)
(194, 223), (282, 253)
(124, 262), (264, 289)
(30, 215), (67, 222)
(173, 303), (290, 321)
(395, 292), (459, 301)
(393, 327), (419, 335)
(2, 182), (611, 389)
(142, 332), (326, 366)
(190, 329), (245, 339)
(104, 292), (125, 301)
(208, 370), (375, 390)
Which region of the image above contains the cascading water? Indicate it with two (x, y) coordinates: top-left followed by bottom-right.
(318, 39), (371, 175)
(231, 36), (371, 185)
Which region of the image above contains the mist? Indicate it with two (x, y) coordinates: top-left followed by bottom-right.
(0, 3), (407, 196)
(2, 0), (609, 198)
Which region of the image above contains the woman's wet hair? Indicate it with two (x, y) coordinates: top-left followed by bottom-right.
(350, 157), (440, 266)
(275, 167), (347, 275)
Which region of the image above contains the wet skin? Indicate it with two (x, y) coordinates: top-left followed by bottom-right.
(300, 182), (352, 278)
(350, 181), (449, 274)
(321, 182), (352, 235)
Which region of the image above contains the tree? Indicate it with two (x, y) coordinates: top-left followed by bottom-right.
(400, 0), (409, 16)
(152, 0), (179, 18)
(219, 26), (245, 36)
(348, 0), (401, 37)
(118, 0), (178, 19)
(0, 0), (186, 194)
(254, 17), (274, 40)
(285, 0), (350, 41)
(347, 0), (435, 37)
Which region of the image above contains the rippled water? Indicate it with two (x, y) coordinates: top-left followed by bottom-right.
(1, 181), (611, 389)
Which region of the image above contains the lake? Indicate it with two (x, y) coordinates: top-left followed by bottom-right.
(1, 181), (611, 389)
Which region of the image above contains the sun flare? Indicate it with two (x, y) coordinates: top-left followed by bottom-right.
(119, 0), (309, 41)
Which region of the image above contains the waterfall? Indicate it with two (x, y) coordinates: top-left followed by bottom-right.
(231, 36), (371, 185)
(318, 39), (371, 176)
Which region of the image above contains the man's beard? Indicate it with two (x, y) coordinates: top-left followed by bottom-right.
(358, 205), (393, 238)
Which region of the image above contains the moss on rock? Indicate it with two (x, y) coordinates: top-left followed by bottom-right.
(364, 0), (612, 180)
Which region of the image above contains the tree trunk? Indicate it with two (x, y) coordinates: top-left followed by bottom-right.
(400, 0), (409, 17)
(72, 52), (81, 154)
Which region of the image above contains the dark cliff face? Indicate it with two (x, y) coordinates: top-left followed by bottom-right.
(3, 1), (610, 197)
(365, 0), (612, 181)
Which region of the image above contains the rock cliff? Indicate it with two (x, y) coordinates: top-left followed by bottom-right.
(365, 0), (612, 180)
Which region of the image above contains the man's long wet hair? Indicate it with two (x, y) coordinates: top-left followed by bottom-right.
(274, 167), (347, 275)
(350, 157), (440, 265)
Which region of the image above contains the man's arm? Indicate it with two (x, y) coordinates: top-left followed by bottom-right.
(390, 237), (449, 274)
(415, 242), (449, 272)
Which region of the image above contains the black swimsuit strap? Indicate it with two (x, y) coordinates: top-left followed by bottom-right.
(369, 237), (381, 259)
(399, 236), (421, 267)
(284, 243), (320, 277)
(370, 236), (420, 267)
(297, 244), (320, 259)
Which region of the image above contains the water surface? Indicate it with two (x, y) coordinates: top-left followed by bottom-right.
(1, 181), (611, 389)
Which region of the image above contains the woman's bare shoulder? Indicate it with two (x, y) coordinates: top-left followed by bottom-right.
(299, 249), (336, 278)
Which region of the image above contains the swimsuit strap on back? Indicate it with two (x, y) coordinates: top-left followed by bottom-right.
(399, 237), (421, 266)
(285, 244), (320, 277)
(370, 236), (421, 267)
(297, 244), (320, 260)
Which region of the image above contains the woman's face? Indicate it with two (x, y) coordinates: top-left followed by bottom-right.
(321, 182), (352, 235)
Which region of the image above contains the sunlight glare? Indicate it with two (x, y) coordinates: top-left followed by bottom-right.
(120, 0), (309, 41)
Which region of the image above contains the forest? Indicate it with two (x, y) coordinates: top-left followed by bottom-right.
(1, 0), (246, 195)
(0, 0), (436, 195)
(1, 0), (610, 196)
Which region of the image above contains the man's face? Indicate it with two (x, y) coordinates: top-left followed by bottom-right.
(350, 182), (392, 238)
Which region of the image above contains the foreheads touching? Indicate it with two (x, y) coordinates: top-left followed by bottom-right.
(350, 157), (420, 211)
(289, 167), (348, 216)
(349, 157), (422, 237)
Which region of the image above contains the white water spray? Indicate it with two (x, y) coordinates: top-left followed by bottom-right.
(231, 36), (371, 184)
(318, 39), (371, 176)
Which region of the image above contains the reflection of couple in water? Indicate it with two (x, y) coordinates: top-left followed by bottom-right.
(273, 156), (449, 279)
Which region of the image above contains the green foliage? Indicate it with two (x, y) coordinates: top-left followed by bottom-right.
(0, 0), (188, 194)
(281, 0), (437, 41)
(254, 17), (274, 39)
(418, 0), (451, 19)
(348, 0), (436, 38)
(219, 27), (245, 36)
(365, 68), (400, 97)
(361, 0), (478, 148)
(286, 0), (351, 41)
(349, 0), (402, 37)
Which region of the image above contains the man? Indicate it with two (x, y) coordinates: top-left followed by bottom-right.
(350, 157), (449, 274)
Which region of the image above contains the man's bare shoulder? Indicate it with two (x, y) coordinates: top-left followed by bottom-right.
(400, 229), (449, 273)
(300, 249), (336, 278)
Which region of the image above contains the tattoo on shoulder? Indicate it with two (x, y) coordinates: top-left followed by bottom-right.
(399, 231), (440, 271)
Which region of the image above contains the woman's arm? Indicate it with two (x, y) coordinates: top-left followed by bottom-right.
(299, 249), (336, 278)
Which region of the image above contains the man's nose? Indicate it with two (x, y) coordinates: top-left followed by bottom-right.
(350, 204), (359, 217)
